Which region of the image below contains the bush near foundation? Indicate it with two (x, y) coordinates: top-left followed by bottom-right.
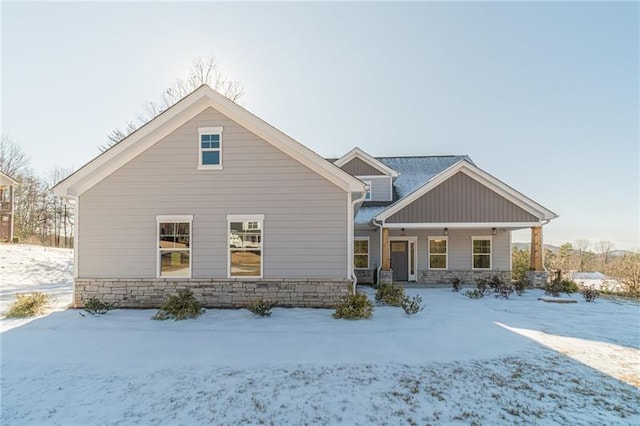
(375, 283), (406, 306)
(247, 300), (276, 317)
(581, 286), (600, 302)
(333, 293), (374, 320)
(401, 294), (424, 315)
(545, 272), (579, 297)
(83, 297), (117, 315)
(152, 289), (203, 320)
(5, 292), (49, 318)
(450, 276), (462, 292)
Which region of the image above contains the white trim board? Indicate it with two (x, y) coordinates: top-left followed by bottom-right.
(53, 85), (366, 197)
(334, 147), (400, 178)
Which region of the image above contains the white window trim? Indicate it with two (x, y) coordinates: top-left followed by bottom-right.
(354, 237), (370, 269)
(471, 236), (492, 270)
(227, 214), (265, 279)
(428, 236), (448, 270)
(198, 126), (223, 170)
(156, 215), (193, 279)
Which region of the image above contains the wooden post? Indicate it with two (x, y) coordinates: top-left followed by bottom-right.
(530, 226), (543, 271)
(382, 227), (390, 270)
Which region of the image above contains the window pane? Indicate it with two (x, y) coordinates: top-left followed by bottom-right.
(201, 141), (210, 149)
(230, 250), (261, 276)
(354, 254), (368, 268)
(230, 222), (261, 249)
(202, 151), (220, 165)
(210, 134), (220, 142)
(160, 250), (190, 277)
(354, 240), (368, 254)
(201, 134), (211, 142)
(473, 254), (490, 269)
(176, 223), (190, 235)
(210, 140), (220, 149)
(430, 254), (446, 269)
(430, 239), (447, 254)
(473, 239), (491, 254)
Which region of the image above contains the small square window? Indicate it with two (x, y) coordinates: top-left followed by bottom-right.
(198, 127), (223, 169)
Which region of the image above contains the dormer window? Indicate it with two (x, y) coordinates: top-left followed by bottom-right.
(198, 127), (223, 170)
(363, 180), (372, 200)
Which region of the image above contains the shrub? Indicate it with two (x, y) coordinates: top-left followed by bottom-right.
(83, 297), (117, 315)
(581, 286), (600, 302)
(333, 293), (373, 319)
(450, 276), (462, 292)
(401, 294), (424, 315)
(375, 283), (406, 306)
(495, 284), (514, 299)
(5, 292), (49, 318)
(464, 289), (484, 299)
(487, 274), (505, 293)
(247, 300), (276, 317)
(152, 289), (203, 320)
(545, 274), (579, 297)
(475, 278), (488, 295)
(513, 275), (530, 296)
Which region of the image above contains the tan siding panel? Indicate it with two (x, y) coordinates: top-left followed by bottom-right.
(79, 107), (347, 279)
(387, 172), (539, 223)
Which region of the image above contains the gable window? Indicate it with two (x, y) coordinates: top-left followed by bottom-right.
(354, 237), (370, 269)
(362, 180), (372, 200)
(228, 214), (264, 278)
(157, 215), (192, 278)
(428, 237), (448, 269)
(472, 237), (492, 269)
(198, 127), (223, 170)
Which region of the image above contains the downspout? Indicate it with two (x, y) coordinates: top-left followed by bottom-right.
(373, 217), (385, 286)
(350, 189), (369, 293)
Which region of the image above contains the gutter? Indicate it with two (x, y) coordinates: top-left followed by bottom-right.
(373, 217), (385, 287)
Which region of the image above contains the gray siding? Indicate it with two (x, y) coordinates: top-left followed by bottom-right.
(387, 172), (539, 223)
(340, 158), (384, 176)
(361, 176), (392, 202)
(79, 107), (348, 279)
(354, 228), (380, 270)
(368, 228), (510, 272)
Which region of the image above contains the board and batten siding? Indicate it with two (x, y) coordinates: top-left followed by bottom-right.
(340, 158), (385, 176)
(386, 172), (539, 223)
(79, 107), (348, 279)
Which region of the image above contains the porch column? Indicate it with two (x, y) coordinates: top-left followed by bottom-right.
(379, 227), (393, 285)
(530, 226), (543, 271)
(9, 184), (14, 242)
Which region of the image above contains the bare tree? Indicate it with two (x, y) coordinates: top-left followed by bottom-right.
(608, 252), (640, 297)
(100, 56), (244, 152)
(0, 135), (29, 177)
(575, 239), (594, 272)
(595, 240), (615, 265)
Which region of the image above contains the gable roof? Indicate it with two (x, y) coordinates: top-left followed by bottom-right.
(0, 170), (19, 186)
(53, 85), (366, 197)
(374, 159), (558, 223)
(334, 147), (400, 178)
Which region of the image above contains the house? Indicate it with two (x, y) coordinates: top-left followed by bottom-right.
(569, 272), (623, 293)
(332, 148), (558, 286)
(0, 171), (18, 243)
(53, 84), (557, 308)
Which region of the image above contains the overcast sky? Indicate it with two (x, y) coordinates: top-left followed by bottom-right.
(2, 2), (638, 250)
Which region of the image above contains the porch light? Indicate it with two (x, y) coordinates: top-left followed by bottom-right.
(443, 228), (449, 236)
(491, 227), (497, 235)
(401, 228), (406, 236)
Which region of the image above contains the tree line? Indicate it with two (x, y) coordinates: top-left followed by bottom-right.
(512, 240), (640, 298)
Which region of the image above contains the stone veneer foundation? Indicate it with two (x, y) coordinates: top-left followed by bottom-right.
(74, 279), (352, 309)
(418, 270), (512, 284)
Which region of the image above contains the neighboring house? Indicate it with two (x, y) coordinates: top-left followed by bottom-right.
(332, 148), (558, 285)
(53, 84), (557, 308)
(569, 272), (623, 293)
(0, 171), (18, 243)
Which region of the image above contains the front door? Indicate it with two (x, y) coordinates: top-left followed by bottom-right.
(390, 241), (408, 281)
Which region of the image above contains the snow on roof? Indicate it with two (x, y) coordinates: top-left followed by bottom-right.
(354, 155), (471, 224)
(570, 272), (609, 280)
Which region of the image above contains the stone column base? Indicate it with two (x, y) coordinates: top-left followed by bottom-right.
(525, 271), (549, 288)
(379, 270), (393, 286)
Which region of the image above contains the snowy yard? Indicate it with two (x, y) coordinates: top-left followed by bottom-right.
(1, 244), (639, 425)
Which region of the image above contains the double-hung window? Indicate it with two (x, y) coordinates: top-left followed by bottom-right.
(157, 215), (192, 278)
(228, 215), (264, 278)
(354, 237), (370, 269)
(428, 237), (447, 269)
(472, 237), (492, 269)
(198, 127), (223, 170)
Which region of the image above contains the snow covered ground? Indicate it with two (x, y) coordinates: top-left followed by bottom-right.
(1, 243), (639, 425)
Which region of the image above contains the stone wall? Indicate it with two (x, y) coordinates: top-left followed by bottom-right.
(418, 270), (512, 284)
(525, 271), (549, 289)
(74, 278), (352, 309)
(354, 269), (374, 285)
